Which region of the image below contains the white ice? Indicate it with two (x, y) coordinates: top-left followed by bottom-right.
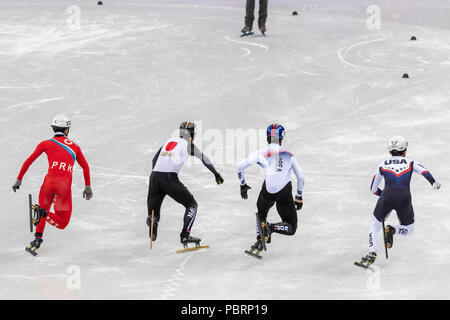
(0, 0), (450, 299)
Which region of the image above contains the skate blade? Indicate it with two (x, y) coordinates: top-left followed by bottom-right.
(25, 246), (38, 256)
(176, 245), (209, 253)
(244, 250), (263, 259)
(354, 262), (374, 270)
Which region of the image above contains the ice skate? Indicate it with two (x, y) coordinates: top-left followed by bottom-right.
(176, 232), (209, 253)
(146, 215), (158, 241)
(244, 238), (264, 259)
(240, 25), (254, 37)
(31, 204), (47, 226)
(354, 252), (377, 269)
(251, 239), (264, 252)
(180, 233), (201, 246)
(385, 225), (396, 249)
(258, 24), (267, 36)
(25, 237), (43, 256)
(260, 220), (272, 244)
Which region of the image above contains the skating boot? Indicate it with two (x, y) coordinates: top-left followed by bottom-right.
(385, 225), (396, 248)
(260, 220), (272, 244)
(176, 231), (209, 253)
(146, 216), (158, 241)
(354, 252), (377, 269)
(25, 237), (43, 256)
(240, 25), (254, 37)
(251, 239), (264, 252)
(31, 205), (47, 226)
(361, 252), (377, 265)
(244, 238), (264, 259)
(180, 231), (202, 248)
(259, 23), (267, 36)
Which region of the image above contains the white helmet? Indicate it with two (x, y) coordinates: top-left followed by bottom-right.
(51, 114), (71, 129)
(388, 135), (408, 152)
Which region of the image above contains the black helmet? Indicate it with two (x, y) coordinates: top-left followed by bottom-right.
(179, 121), (196, 139)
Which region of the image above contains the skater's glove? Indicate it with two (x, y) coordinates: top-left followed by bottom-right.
(294, 196), (303, 211)
(240, 184), (251, 200)
(215, 173), (224, 185)
(83, 185), (93, 200)
(433, 181), (441, 190)
(12, 179), (22, 192)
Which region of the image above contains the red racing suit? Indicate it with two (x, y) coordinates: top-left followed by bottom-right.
(17, 133), (91, 236)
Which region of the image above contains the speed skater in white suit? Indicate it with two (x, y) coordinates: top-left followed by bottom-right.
(237, 124), (305, 253)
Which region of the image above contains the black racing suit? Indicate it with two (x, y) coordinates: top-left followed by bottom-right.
(257, 181), (298, 236)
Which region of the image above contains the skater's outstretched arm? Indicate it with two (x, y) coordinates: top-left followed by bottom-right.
(14, 142), (46, 190)
(291, 157), (305, 210)
(236, 151), (260, 187)
(236, 152), (263, 199)
(189, 144), (216, 174)
(370, 166), (383, 196)
(291, 157), (304, 198)
(76, 148), (92, 199)
(76, 148), (91, 185)
(413, 162), (440, 189)
(190, 144), (224, 184)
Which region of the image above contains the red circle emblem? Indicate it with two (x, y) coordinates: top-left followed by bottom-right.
(165, 141), (178, 151)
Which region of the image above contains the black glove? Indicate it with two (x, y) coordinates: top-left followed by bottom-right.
(83, 186), (93, 200)
(294, 195), (303, 211)
(215, 173), (224, 185)
(240, 184), (251, 200)
(12, 179), (22, 192)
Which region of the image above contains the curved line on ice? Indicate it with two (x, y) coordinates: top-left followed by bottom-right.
(161, 254), (193, 300)
(338, 37), (389, 71)
(238, 47), (251, 59)
(224, 36), (269, 51)
(338, 37), (427, 72)
(254, 69), (267, 82)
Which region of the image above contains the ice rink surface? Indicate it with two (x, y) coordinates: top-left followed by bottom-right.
(0, 0), (449, 299)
